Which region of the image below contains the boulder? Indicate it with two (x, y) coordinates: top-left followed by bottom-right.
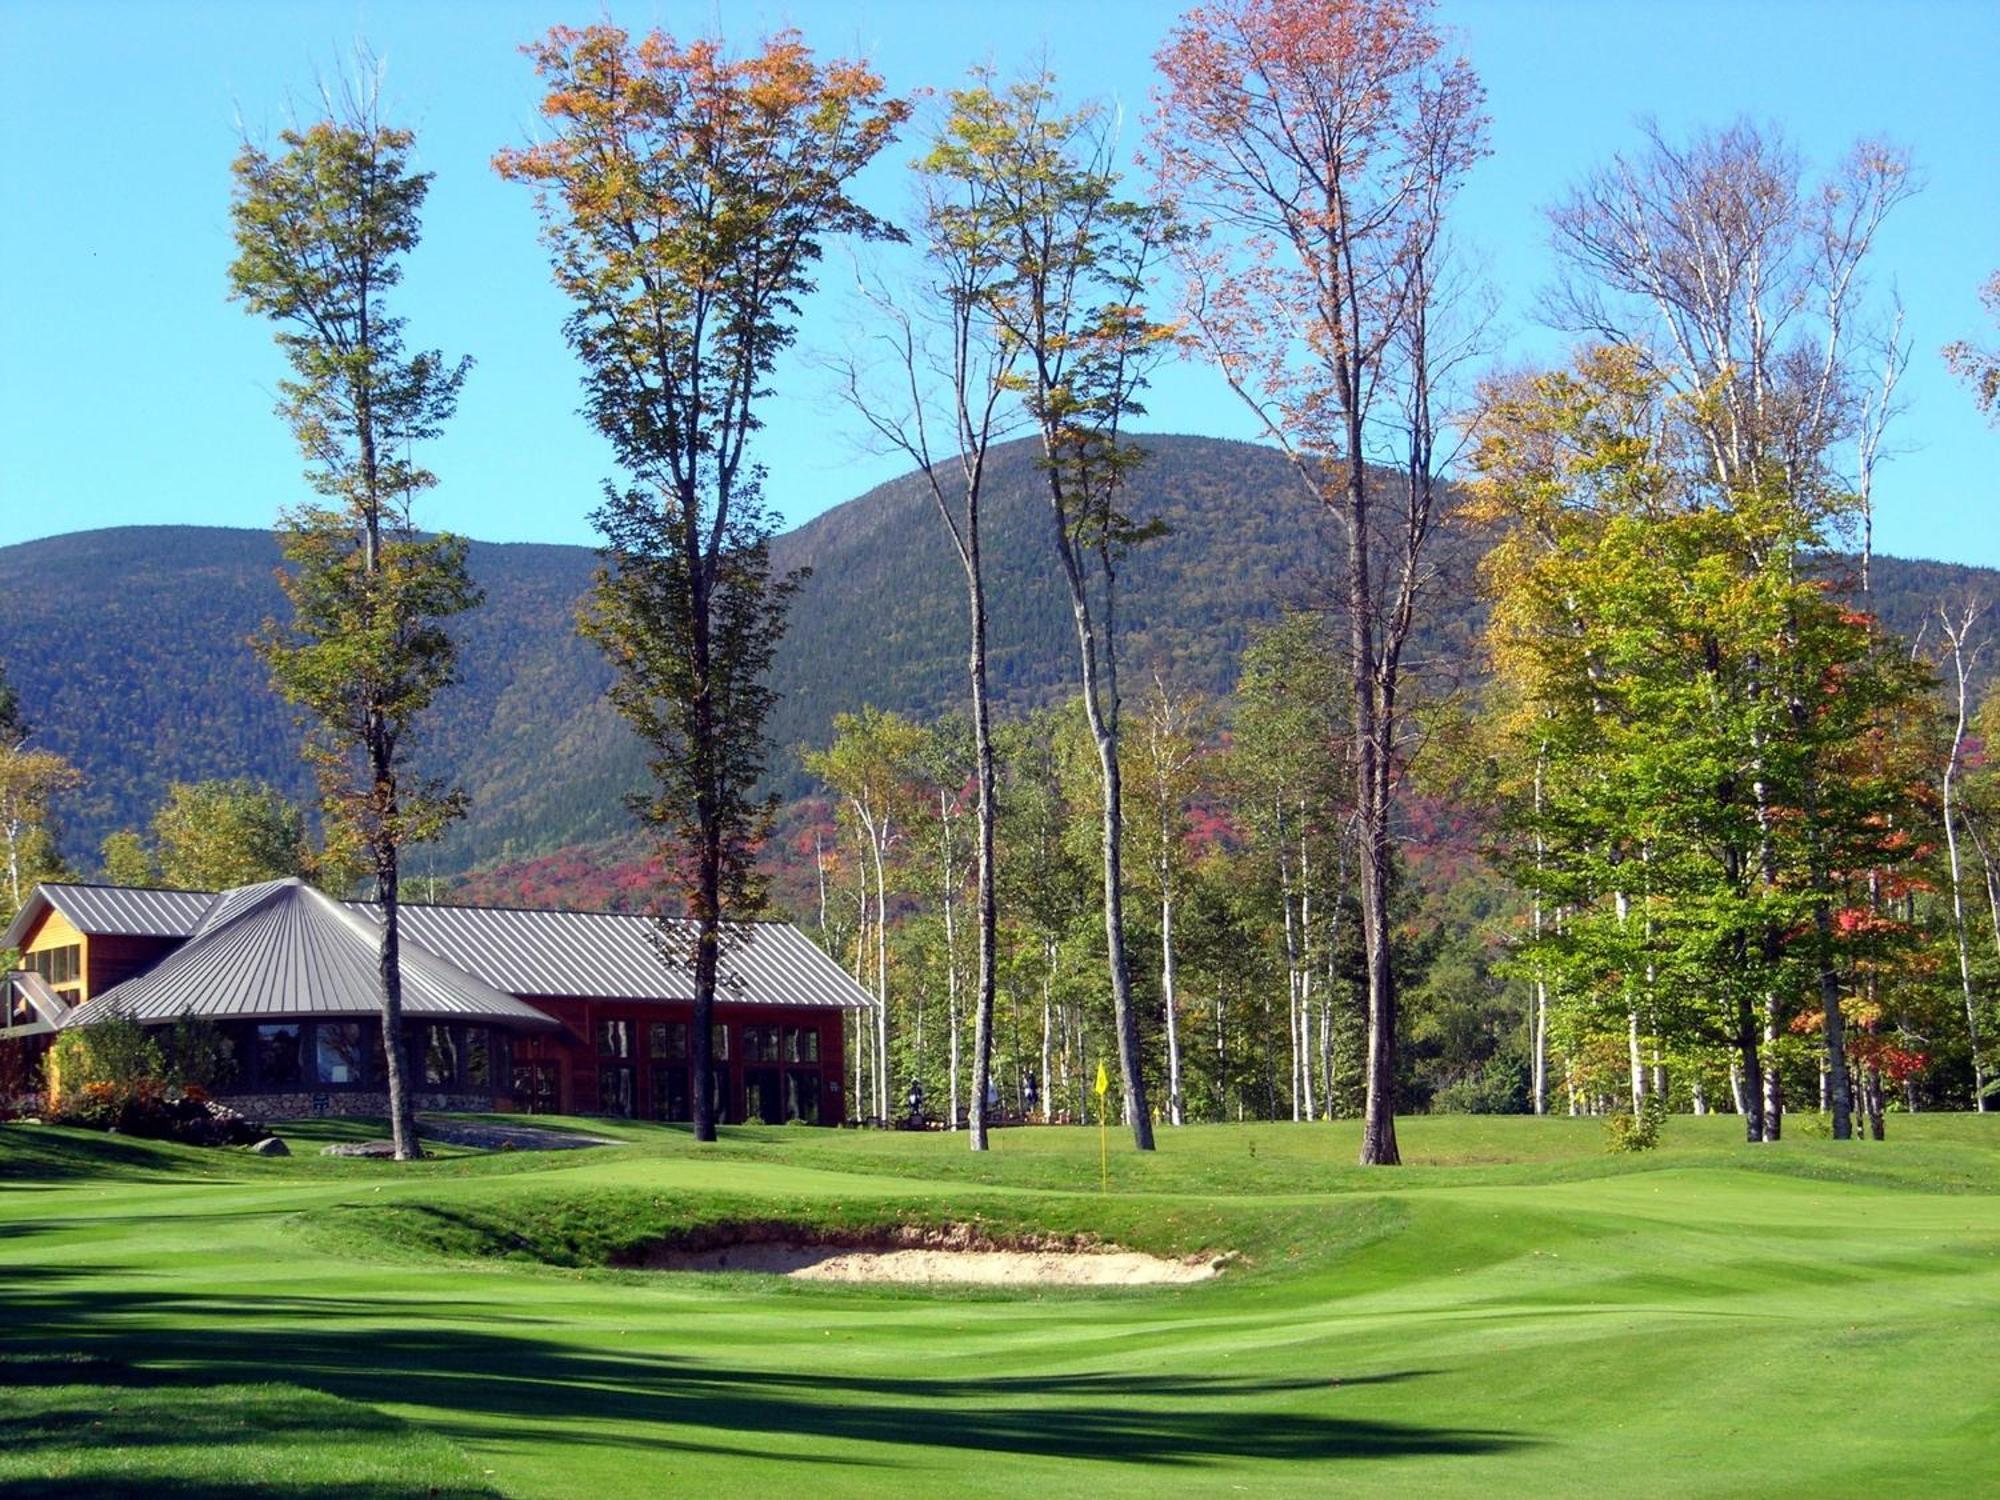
(319, 1140), (400, 1158)
(247, 1137), (290, 1157)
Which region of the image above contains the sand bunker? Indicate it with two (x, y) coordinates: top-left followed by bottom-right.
(625, 1223), (1228, 1286)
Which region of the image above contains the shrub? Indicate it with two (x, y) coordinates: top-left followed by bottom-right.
(43, 1014), (260, 1145)
(46, 1016), (164, 1112)
(1431, 1056), (1530, 1115)
(1604, 1096), (1666, 1153)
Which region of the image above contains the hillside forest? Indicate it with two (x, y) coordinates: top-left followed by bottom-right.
(6, 0), (2000, 1151)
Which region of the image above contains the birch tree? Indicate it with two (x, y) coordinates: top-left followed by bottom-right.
(932, 71), (1171, 1148)
(832, 97), (1028, 1148)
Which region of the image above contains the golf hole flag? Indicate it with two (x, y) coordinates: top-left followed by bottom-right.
(1095, 1060), (1110, 1190)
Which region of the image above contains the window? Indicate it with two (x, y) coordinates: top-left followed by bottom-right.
(710, 1023), (730, 1061)
(784, 1027), (819, 1064)
(424, 1026), (462, 1088)
(598, 1019), (633, 1058)
(255, 1024), (303, 1088)
(786, 1070), (821, 1125)
(315, 1022), (365, 1086)
(29, 944), (80, 988)
(466, 1029), (491, 1088)
(742, 1026), (780, 1063)
(650, 1064), (690, 1121)
(647, 1021), (688, 1061)
(513, 1062), (559, 1114)
(598, 1065), (635, 1116)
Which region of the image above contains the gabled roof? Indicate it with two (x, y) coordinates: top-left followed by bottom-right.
(377, 903), (873, 1010)
(1, 971), (69, 1039)
(10, 877), (872, 1016)
(61, 880), (558, 1032)
(3, 882), (212, 949)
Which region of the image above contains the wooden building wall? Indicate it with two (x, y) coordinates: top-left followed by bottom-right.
(502, 997), (849, 1124)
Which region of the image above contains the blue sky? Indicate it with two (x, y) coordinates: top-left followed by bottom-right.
(2, 0), (1995, 562)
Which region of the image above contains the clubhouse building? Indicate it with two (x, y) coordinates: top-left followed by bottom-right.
(1, 879), (867, 1124)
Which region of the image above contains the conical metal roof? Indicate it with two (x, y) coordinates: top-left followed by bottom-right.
(61, 879), (557, 1031)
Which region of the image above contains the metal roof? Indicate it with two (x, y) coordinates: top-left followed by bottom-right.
(62, 880), (559, 1032)
(2, 883), (211, 949)
(1, 971), (68, 1039)
(13, 876), (871, 1018)
(378, 903), (873, 1011)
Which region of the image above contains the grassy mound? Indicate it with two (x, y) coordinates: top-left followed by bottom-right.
(2, 1114), (1996, 1498)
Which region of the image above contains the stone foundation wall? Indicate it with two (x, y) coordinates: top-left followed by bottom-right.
(227, 1090), (496, 1121)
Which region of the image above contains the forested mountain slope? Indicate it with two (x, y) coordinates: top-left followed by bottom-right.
(0, 432), (1985, 873)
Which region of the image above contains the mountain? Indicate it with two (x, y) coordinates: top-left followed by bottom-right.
(0, 433), (1988, 875)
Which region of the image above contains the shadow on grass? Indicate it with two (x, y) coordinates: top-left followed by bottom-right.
(1, 1277), (1531, 1471)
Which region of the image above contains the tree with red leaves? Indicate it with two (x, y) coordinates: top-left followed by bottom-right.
(1153, 0), (1487, 1165)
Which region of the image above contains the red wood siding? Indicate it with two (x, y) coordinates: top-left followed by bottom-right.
(499, 996), (848, 1124)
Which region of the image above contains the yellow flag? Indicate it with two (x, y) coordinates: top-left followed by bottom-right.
(1094, 1060), (1109, 1097)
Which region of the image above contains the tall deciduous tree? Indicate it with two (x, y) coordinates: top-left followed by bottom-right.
(498, 25), (906, 1142)
(1546, 118), (1912, 1139)
(1155, 0), (1487, 1164)
(1947, 272), (2000, 421)
(930, 72), (1170, 1149)
(230, 98), (480, 1161)
(833, 90), (1029, 1148)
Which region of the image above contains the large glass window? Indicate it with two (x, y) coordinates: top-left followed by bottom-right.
(598, 1019), (633, 1058)
(255, 1024), (303, 1088)
(785, 1070), (821, 1125)
(599, 1065), (635, 1116)
(650, 1064), (690, 1122)
(647, 1021), (688, 1061)
(513, 1062), (558, 1114)
(424, 1026), (462, 1088)
(466, 1029), (491, 1088)
(784, 1027), (820, 1064)
(315, 1022), (365, 1086)
(742, 1025), (780, 1063)
(710, 1023), (730, 1062)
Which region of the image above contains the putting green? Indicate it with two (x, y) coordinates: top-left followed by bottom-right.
(2, 1114), (1995, 1498)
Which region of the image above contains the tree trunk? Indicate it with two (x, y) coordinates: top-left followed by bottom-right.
(376, 844), (418, 1161)
(1162, 878), (1184, 1126)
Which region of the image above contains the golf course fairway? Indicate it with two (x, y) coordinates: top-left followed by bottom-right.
(2, 1114), (1995, 1498)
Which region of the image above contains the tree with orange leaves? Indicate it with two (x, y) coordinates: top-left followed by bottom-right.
(1153, 0), (1487, 1165)
(497, 26), (907, 1141)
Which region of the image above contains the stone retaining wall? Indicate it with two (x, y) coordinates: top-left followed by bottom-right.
(228, 1090), (496, 1120)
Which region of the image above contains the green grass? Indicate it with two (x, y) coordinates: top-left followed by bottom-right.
(2, 1114), (1996, 1498)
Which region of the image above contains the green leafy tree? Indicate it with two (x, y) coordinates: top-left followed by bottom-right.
(230, 94), (481, 1160)
(98, 832), (156, 888)
(152, 779), (313, 891)
(931, 69), (1173, 1148)
(1473, 350), (1933, 1142)
(497, 24), (907, 1141)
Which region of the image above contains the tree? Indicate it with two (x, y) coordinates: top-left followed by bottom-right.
(1134, 676), (1212, 1125)
(1544, 118), (1913, 1139)
(1471, 350), (1932, 1143)
(834, 88), (1030, 1148)
(498, 25), (906, 1142)
(98, 832), (156, 888)
(152, 779), (314, 891)
(0, 751), (79, 927)
(1154, 0), (1487, 1163)
(805, 706), (927, 1123)
(0, 663), (78, 925)
(1944, 272), (2000, 421)
(230, 95), (482, 1162)
(932, 71), (1170, 1149)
